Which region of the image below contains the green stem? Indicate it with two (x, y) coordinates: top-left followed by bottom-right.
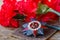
(47, 8), (60, 16)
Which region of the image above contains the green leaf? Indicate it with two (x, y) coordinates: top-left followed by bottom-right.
(13, 14), (25, 20)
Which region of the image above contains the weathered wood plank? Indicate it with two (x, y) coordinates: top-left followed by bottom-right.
(49, 31), (60, 40)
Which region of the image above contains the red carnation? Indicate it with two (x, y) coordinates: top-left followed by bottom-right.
(16, 0), (42, 16)
(38, 12), (59, 22)
(42, 0), (60, 12)
(0, 0), (19, 28)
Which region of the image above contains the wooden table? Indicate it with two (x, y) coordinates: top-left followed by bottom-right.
(48, 31), (60, 40)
